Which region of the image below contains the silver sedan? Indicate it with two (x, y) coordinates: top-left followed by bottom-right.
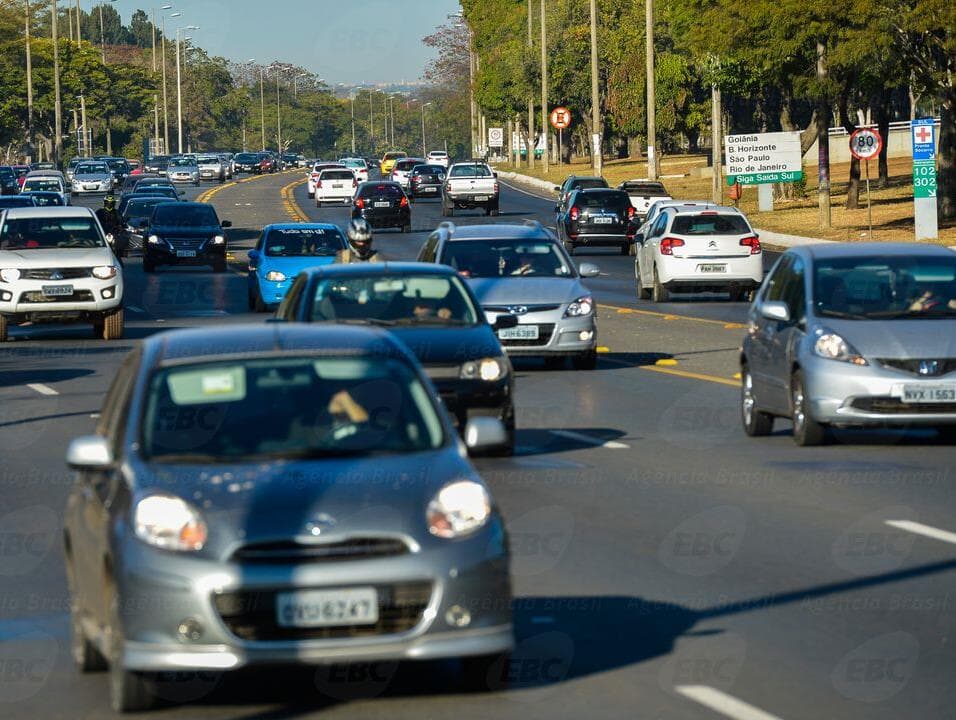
(63, 324), (513, 712)
(741, 243), (956, 445)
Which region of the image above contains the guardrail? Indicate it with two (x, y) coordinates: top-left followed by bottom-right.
(828, 118), (940, 137)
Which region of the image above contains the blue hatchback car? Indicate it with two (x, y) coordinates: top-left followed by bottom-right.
(247, 223), (347, 311)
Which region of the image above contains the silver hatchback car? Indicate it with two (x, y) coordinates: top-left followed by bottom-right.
(741, 243), (956, 445)
(63, 324), (513, 712)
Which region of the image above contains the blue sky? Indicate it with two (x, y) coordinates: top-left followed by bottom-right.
(121, 0), (461, 83)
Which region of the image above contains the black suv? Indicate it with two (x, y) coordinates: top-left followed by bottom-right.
(139, 202), (232, 272)
(556, 188), (635, 255)
(554, 175), (609, 213)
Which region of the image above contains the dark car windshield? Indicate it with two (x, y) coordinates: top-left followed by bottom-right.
(235, 153), (258, 163)
(23, 178), (63, 191)
(442, 239), (573, 279)
(0, 216), (104, 249)
(671, 214), (751, 235)
(814, 255), (956, 319)
(310, 274), (479, 325)
(152, 205), (218, 226)
(142, 355), (444, 462)
(450, 164), (492, 178)
(264, 227), (345, 257)
(123, 198), (168, 218)
(358, 184), (403, 199)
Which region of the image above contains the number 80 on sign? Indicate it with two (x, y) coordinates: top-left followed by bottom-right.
(848, 128), (882, 161)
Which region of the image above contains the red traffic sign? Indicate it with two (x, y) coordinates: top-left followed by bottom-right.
(849, 128), (883, 161)
(550, 107), (571, 130)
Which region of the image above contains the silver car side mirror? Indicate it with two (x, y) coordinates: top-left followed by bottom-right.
(578, 262), (601, 278)
(66, 435), (114, 470)
(760, 301), (791, 323)
(464, 417), (507, 450)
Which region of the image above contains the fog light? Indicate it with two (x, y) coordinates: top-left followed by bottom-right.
(177, 618), (203, 642)
(578, 330), (593, 342)
(0, 290), (11, 301)
(445, 605), (471, 628)
(101, 288), (114, 299)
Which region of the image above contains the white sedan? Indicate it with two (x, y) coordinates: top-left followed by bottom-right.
(314, 168), (358, 206)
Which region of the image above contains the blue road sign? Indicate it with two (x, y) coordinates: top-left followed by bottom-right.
(912, 118), (935, 161)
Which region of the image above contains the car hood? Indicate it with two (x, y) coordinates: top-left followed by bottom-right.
(388, 324), (503, 363)
(467, 276), (584, 307)
(129, 447), (474, 552)
(0, 247), (114, 267)
(150, 223), (222, 237)
(814, 318), (956, 359)
(259, 255), (337, 275)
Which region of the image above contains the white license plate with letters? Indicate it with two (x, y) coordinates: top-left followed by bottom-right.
(276, 587), (378, 628)
(900, 384), (956, 403)
(697, 264), (727, 274)
(176, 250), (197, 258)
(473, 195), (489, 202)
(42, 285), (73, 297)
(593, 216), (614, 224)
(374, 201), (390, 208)
(499, 325), (539, 340)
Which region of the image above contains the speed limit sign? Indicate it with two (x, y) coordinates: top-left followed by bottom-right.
(849, 128), (883, 161)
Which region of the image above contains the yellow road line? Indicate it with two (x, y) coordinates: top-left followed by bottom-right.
(196, 181), (236, 203)
(640, 365), (740, 387)
(599, 303), (747, 330)
(279, 177), (309, 222)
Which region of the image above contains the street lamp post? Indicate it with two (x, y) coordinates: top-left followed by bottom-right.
(25, 0), (34, 155)
(589, 0), (602, 175)
(52, 0), (63, 164)
(175, 24), (198, 153)
(645, 0), (658, 180)
(368, 89), (374, 154)
(275, 64), (282, 160)
(150, 6), (172, 156)
(420, 102), (431, 157)
(161, 11), (180, 154)
(350, 91), (356, 155)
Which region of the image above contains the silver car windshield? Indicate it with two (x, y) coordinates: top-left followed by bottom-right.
(142, 356), (445, 462)
(76, 163), (108, 174)
(0, 217), (104, 250)
(311, 274), (479, 326)
(814, 256), (956, 319)
(443, 239), (573, 279)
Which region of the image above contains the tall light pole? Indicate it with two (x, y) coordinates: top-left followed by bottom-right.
(368, 89), (375, 153)
(527, 0), (534, 169)
(98, 0), (117, 63)
(52, 0), (63, 164)
(161, 11), (180, 154)
(349, 89), (358, 155)
(175, 24), (198, 153)
(151, 6), (172, 155)
(645, 0), (658, 179)
(420, 101), (431, 157)
(25, 0), (34, 155)
(293, 72), (308, 99)
(275, 63), (283, 158)
(539, 0), (549, 172)
(589, 0), (602, 175)
(74, 0), (80, 42)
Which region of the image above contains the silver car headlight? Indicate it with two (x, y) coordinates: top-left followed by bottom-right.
(812, 328), (867, 366)
(427, 480), (491, 539)
(264, 270), (287, 282)
(460, 357), (506, 382)
(564, 295), (594, 317)
(133, 494), (208, 551)
(212, 235), (226, 245)
(92, 265), (118, 280)
(0, 268), (21, 283)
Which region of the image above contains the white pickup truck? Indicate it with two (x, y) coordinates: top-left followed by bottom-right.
(616, 180), (671, 220)
(442, 162), (499, 216)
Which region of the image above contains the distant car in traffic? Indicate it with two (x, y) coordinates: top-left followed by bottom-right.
(314, 168), (358, 206)
(390, 157), (425, 190)
(420, 221), (600, 369)
(555, 187), (635, 255)
(427, 150), (450, 168)
(166, 156), (201, 185)
(351, 180), (411, 232)
(442, 162), (499, 217)
(379, 150), (407, 175)
(21, 171), (70, 205)
(408, 163), (446, 200)
(246, 223), (346, 310)
(63, 323), (513, 712)
(20, 190), (65, 207)
(119, 196), (172, 251)
(554, 175), (609, 212)
(197, 154), (227, 183)
(139, 201), (231, 272)
(232, 152), (260, 174)
(616, 180), (672, 221)
(71, 161), (114, 195)
(338, 157), (370, 183)
(0, 166), (21, 195)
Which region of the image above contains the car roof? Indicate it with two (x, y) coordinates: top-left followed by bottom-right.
(791, 242), (956, 260)
(25, 170), (65, 177)
(665, 204), (744, 216)
(568, 176), (605, 183)
(147, 324), (409, 366)
(263, 222), (342, 232)
(2, 206), (95, 219)
(297, 261), (457, 279)
(442, 223), (553, 242)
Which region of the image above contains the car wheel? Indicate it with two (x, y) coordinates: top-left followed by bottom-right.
(402, 223), (412, 233)
(791, 370), (826, 446)
(635, 261), (652, 300)
(459, 652), (510, 692)
(730, 286), (754, 303)
(489, 206), (499, 217)
(741, 365), (774, 436)
(108, 588), (156, 713)
(572, 349), (598, 370)
(0, 315), (7, 342)
(66, 558), (107, 673)
(308, 191), (314, 199)
(651, 266), (668, 303)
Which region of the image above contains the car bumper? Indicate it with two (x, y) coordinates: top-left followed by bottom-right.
(658, 255), (763, 287)
(0, 278), (123, 317)
(568, 230), (628, 246)
(446, 194), (498, 208)
(145, 243), (225, 265)
(255, 276), (293, 307)
(169, 175), (200, 183)
(428, 375), (513, 428)
(802, 354), (956, 425)
(484, 310), (597, 357)
(355, 208), (410, 227)
(72, 184), (112, 194)
(112, 522), (512, 672)
(316, 192), (355, 203)
(411, 185), (442, 197)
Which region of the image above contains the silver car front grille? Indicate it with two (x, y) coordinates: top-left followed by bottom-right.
(232, 537), (410, 564)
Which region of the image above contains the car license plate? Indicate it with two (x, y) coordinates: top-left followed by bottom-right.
(698, 264), (727, 274)
(423, 187), (437, 192)
(333, 183), (343, 188)
(374, 201), (390, 208)
(499, 325), (539, 340)
(176, 250), (197, 258)
(474, 195), (489, 202)
(593, 216), (614, 224)
(901, 384), (956, 403)
(84, 184), (98, 190)
(276, 587), (379, 628)
(42, 284), (73, 297)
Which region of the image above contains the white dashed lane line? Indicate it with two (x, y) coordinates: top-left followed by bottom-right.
(885, 520), (956, 546)
(549, 429), (629, 449)
(676, 685), (785, 720)
(27, 383), (59, 396)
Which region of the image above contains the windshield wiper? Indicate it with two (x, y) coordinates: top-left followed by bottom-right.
(815, 309), (872, 320)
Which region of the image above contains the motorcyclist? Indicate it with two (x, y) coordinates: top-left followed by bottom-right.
(95, 194), (128, 260)
(336, 218), (382, 263)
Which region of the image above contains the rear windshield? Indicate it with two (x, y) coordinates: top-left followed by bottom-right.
(412, 165), (445, 175)
(23, 179), (62, 192)
(25, 193), (63, 206)
(394, 160), (421, 171)
(152, 205), (218, 226)
(572, 178), (609, 190)
(0, 216), (104, 249)
(321, 170), (355, 181)
(620, 182), (668, 196)
(575, 190), (630, 209)
(264, 227), (345, 257)
(450, 164), (492, 178)
(359, 184), (403, 199)
(342, 159), (366, 168)
(671, 214), (751, 235)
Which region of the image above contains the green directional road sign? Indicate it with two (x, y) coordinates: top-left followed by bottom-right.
(913, 159), (937, 199)
(727, 170), (803, 186)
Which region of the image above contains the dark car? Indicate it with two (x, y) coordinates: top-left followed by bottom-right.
(30, 161), (58, 171)
(408, 163), (446, 200)
(119, 173), (174, 196)
(556, 188), (636, 255)
(352, 181), (411, 232)
(20, 190), (65, 207)
(142, 156), (170, 175)
(140, 201), (231, 272)
(96, 156), (132, 187)
(554, 175), (609, 212)
(233, 152), (259, 174)
(0, 166), (20, 195)
(0, 195), (37, 208)
(120, 195), (172, 251)
(121, 185), (181, 205)
(276, 262), (518, 453)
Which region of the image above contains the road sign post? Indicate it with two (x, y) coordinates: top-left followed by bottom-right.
(724, 132), (803, 213)
(849, 127), (883, 239)
(911, 118), (938, 241)
(550, 107), (571, 167)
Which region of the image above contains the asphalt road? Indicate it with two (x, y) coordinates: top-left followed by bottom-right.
(1, 170), (953, 719)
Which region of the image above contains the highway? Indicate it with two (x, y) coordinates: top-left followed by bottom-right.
(1, 170), (953, 719)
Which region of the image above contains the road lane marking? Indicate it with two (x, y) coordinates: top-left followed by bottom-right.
(497, 178), (557, 202)
(676, 685), (784, 720)
(196, 181), (237, 204)
(655, 358), (679, 366)
(126, 305), (145, 314)
(597, 346), (610, 353)
(27, 383), (58, 396)
(598, 303), (748, 329)
(885, 520), (956, 546)
(280, 178), (309, 222)
(550, 429), (629, 449)
(641, 365), (740, 387)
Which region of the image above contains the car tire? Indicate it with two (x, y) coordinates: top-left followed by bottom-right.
(730, 286), (754, 303)
(108, 588), (156, 713)
(402, 223), (412, 233)
(308, 191), (314, 199)
(572, 349), (598, 370)
(791, 370), (826, 446)
(651, 266), (668, 303)
(459, 652), (510, 692)
(635, 261), (652, 300)
(66, 558), (107, 673)
(0, 315), (7, 342)
(741, 366), (774, 436)
(489, 206), (499, 217)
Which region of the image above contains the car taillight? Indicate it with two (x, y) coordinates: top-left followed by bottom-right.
(355, 198), (365, 209)
(660, 237), (685, 255)
(570, 206), (580, 221)
(627, 206), (635, 219)
(740, 235), (761, 254)
(400, 196), (409, 207)
(316, 180), (322, 188)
